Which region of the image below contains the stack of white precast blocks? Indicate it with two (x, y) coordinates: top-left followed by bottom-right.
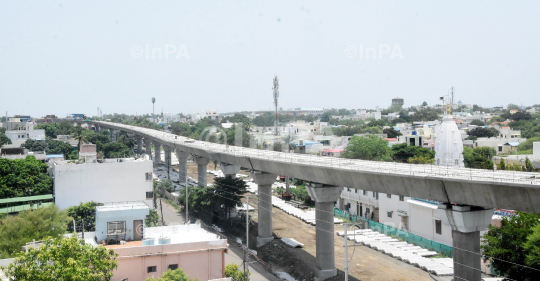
(271, 196), (343, 226)
(337, 229), (454, 276)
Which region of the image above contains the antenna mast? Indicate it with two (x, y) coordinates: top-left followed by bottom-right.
(273, 76), (279, 136)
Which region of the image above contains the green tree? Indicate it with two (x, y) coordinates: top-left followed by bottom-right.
(498, 158), (506, 170)
(482, 212), (540, 280)
(421, 101), (428, 106)
(157, 179), (175, 193)
(2, 235), (118, 281)
(470, 119), (485, 126)
(0, 156), (53, 199)
(489, 116), (505, 123)
(47, 139), (75, 158)
(524, 224), (540, 269)
(171, 122), (192, 137)
(507, 103), (519, 110)
(0, 205), (71, 258)
(463, 146), (495, 169)
(66, 201), (104, 232)
(22, 139), (47, 151)
(525, 157), (535, 172)
(72, 127), (88, 152)
(0, 132), (12, 146)
(342, 135), (392, 161)
(391, 143), (435, 163)
(145, 209), (160, 227)
(410, 108), (442, 122)
(467, 127), (499, 138)
(320, 112), (331, 122)
(146, 268), (197, 281)
(101, 142), (131, 158)
(383, 127), (402, 139)
(225, 263), (249, 281)
(212, 176), (248, 219)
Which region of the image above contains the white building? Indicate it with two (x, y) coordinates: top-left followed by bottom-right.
(51, 158), (154, 209)
(3, 122), (45, 147)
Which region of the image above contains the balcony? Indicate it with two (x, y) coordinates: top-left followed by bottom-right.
(340, 190), (379, 208)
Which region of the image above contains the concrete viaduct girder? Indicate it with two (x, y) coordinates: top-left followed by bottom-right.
(91, 121), (540, 213)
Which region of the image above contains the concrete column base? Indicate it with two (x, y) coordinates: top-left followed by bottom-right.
(256, 236), (274, 247)
(314, 268), (337, 281)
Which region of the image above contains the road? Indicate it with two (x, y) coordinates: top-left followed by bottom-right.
(159, 200), (279, 281)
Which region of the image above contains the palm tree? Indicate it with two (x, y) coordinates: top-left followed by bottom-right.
(72, 127), (88, 152)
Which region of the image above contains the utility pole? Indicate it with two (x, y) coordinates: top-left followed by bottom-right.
(273, 76), (279, 136)
(160, 198), (164, 225)
(344, 223), (349, 281)
(244, 194), (250, 281)
(185, 159), (189, 224)
(152, 97), (156, 130)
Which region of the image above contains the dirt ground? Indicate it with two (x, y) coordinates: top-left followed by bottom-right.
(179, 163), (433, 281)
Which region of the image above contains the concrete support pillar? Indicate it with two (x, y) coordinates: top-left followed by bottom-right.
(145, 139), (152, 159)
(176, 151), (190, 184)
(136, 135), (143, 154)
(251, 170), (278, 247)
(220, 162), (240, 178)
(438, 204), (494, 281)
(193, 156), (210, 188)
(154, 142), (162, 164)
(306, 183), (343, 281)
(163, 145), (172, 179)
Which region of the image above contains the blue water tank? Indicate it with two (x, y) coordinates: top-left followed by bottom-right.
(412, 131), (417, 135)
(142, 239), (155, 246)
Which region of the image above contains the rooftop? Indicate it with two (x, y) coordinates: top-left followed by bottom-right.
(96, 201), (149, 212)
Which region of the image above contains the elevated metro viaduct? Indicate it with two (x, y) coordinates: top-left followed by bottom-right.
(85, 121), (540, 281)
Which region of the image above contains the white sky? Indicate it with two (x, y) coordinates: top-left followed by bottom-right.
(1, 1), (539, 117)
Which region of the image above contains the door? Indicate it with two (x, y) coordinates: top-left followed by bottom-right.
(133, 220), (143, 241)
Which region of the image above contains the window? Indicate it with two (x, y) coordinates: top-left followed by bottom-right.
(387, 212), (392, 218)
(168, 264), (178, 270)
(435, 220), (442, 235)
(147, 266), (157, 273)
(498, 146), (503, 152)
(387, 194), (391, 199)
(145, 172), (152, 181)
(107, 221), (126, 234)
(399, 196), (404, 201)
(363, 190), (367, 195)
(354, 189), (358, 194)
(146, 191), (154, 199)
(373, 192), (377, 198)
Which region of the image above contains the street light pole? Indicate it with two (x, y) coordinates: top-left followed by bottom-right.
(152, 97), (156, 130)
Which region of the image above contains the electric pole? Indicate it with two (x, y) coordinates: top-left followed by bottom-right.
(244, 194), (250, 281)
(152, 97), (156, 130)
(185, 161), (189, 224)
(273, 76), (279, 136)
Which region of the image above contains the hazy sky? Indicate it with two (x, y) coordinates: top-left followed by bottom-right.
(1, 1), (539, 117)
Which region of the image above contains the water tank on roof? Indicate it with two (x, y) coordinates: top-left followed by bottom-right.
(412, 131), (417, 135)
(159, 237), (171, 245)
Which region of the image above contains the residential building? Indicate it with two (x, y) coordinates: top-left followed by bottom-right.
(0, 146), (47, 161)
(338, 187), (379, 221)
(51, 158), (154, 209)
(3, 122), (45, 147)
(90, 202), (227, 281)
(79, 143), (97, 163)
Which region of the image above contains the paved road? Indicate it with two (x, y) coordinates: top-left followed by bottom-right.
(158, 198), (185, 225)
(159, 201), (279, 281)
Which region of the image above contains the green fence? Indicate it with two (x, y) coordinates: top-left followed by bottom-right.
(334, 208), (453, 257)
